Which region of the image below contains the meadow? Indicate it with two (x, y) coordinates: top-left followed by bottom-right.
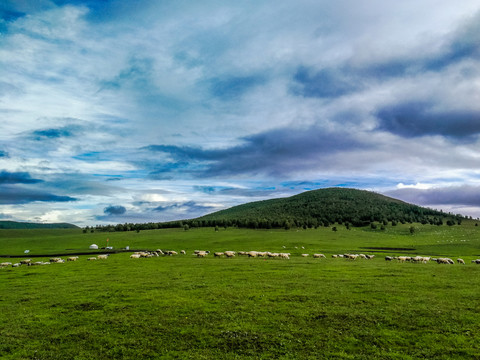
(1, 222), (480, 359)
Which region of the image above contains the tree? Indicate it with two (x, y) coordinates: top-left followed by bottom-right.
(409, 226), (415, 234)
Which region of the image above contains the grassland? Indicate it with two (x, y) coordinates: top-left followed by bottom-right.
(1, 222), (480, 359)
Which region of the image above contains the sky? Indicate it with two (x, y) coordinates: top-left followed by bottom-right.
(1, 0), (480, 226)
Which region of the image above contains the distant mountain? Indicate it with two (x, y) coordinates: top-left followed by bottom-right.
(0, 221), (79, 229)
(195, 187), (462, 228)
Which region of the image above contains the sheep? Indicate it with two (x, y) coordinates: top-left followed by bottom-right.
(332, 254), (338, 258)
(385, 256), (393, 261)
(247, 251), (258, 258)
(67, 256), (78, 261)
(180, 250), (186, 255)
(196, 252), (207, 258)
(1, 262), (12, 267)
(436, 258), (454, 264)
(471, 259), (480, 264)
(267, 252), (279, 258)
(87, 257), (97, 261)
(194, 250), (210, 255)
(301, 254), (309, 257)
(279, 253), (290, 259)
(214, 252), (224, 257)
(12, 263), (21, 267)
(365, 254), (375, 260)
(313, 254), (326, 258)
(97, 254), (108, 260)
(130, 254), (141, 259)
(224, 251), (235, 258)
(50, 257), (64, 263)
(20, 259), (32, 265)
(457, 258), (465, 265)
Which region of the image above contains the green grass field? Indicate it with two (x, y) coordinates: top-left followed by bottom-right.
(1, 223), (480, 359)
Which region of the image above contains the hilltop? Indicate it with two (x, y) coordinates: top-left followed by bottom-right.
(195, 187), (462, 228)
(92, 188), (464, 232)
(0, 221), (78, 230)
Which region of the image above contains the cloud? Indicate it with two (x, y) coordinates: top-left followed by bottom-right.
(209, 74), (266, 100)
(385, 185), (480, 207)
(0, 150), (9, 158)
(0, 185), (77, 204)
(144, 124), (371, 178)
(153, 201), (215, 213)
(291, 66), (361, 98)
(103, 205), (126, 215)
(375, 101), (480, 140)
(0, 171), (43, 184)
(31, 127), (74, 139)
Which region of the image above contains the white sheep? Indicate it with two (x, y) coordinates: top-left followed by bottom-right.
(457, 258), (465, 264)
(130, 254), (141, 259)
(313, 254), (326, 258)
(471, 259), (480, 264)
(214, 252), (224, 257)
(97, 254), (109, 260)
(224, 251), (235, 257)
(87, 257), (97, 261)
(180, 250), (186, 255)
(301, 254), (309, 257)
(67, 256), (78, 261)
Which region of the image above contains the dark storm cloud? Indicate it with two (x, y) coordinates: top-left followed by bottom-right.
(103, 205), (126, 215)
(385, 186), (480, 207)
(0, 171), (43, 184)
(375, 102), (480, 140)
(144, 125), (370, 178)
(0, 185), (76, 204)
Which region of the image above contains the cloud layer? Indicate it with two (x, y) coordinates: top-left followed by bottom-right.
(2, 1), (480, 224)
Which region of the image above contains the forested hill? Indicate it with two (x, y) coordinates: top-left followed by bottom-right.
(0, 221), (78, 229)
(195, 188), (463, 228)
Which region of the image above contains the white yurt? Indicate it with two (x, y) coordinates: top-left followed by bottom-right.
(89, 244), (99, 250)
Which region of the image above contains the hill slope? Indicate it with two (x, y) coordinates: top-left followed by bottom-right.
(196, 187), (461, 228)
(0, 221), (78, 230)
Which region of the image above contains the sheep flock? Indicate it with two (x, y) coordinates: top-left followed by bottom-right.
(3, 248), (480, 269)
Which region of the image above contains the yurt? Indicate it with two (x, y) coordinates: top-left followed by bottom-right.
(89, 244), (98, 250)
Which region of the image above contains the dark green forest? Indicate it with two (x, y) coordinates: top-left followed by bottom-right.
(90, 188), (467, 233)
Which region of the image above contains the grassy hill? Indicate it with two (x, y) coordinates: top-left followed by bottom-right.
(196, 187), (461, 228)
(0, 221), (78, 230)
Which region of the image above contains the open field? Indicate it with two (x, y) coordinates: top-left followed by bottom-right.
(1, 223), (480, 359)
